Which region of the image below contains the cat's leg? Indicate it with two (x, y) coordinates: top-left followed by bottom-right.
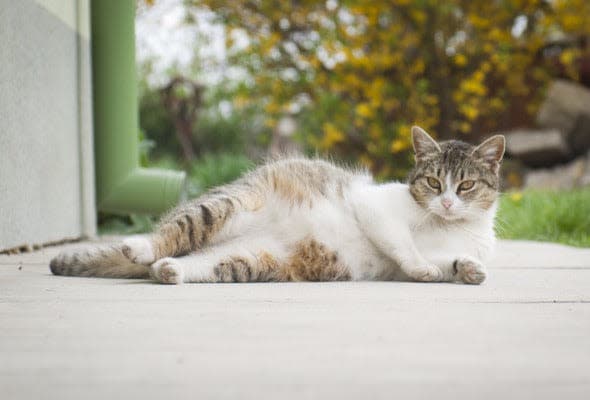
(149, 237), (285, 284)
(452, 255), (487, 284)
(397, 250), (444, 283)
(354, 202), (444, 282)
(149, 251), (280, 284)
(426, 254), (487, 284)
(149, 236), (352, 284)
(376, 235), (445, 283)
(122, 182), (264, 264)
(365, 226), (443, 282)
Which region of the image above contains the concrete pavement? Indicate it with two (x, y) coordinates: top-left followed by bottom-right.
(1, 239), (589, 399)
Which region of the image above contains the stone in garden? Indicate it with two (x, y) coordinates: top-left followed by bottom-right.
(504, 129), (571, 167)
(537, 79), (590, 156)
(580, 151), (590, 187)
(568, 113), (590, 157)
(524, 154), (589, 190)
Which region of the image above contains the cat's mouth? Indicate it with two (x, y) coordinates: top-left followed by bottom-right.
(432, 208), (464, 221)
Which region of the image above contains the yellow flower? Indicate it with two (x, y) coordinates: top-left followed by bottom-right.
(454, 54), (468, 67)
(510, 192), (523, 202)
(490, 98), (504, 110)
(562, 14), (582, 31)
(410, 10), (427, 24)
(264, 101), (281, 114)
(355, 103), (374, 118)
(398, 124), (412, 138)
(390, 139), (409, 153)
(321, 122), (345, 148)
(411, 59), (425, 74)
(461, 78), (487, 96)
(459, 122), (471, 133)
(559, 49), (577, 67)
(469, 14), (490, 29)
(460, 104), (479, 121)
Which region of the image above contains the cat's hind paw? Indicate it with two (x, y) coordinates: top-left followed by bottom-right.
(408, 265), (443, 282)
(150, 258), (184, 284)
(454, 256), (486, 284)
(122, 236), (156, 265)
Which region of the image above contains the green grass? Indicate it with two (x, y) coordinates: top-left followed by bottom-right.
(497, 188), (590, 248)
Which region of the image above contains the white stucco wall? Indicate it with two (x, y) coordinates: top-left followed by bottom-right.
(0, 0), (95, 251)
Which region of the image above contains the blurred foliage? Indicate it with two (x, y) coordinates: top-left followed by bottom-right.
(139, 78), (265, 161)
(498, 188), (590, 247)
(138, 130), (156, 167)
(198, 0), (590, 179)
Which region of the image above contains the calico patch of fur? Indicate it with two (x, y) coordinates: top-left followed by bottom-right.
(209, 238), (352, 283)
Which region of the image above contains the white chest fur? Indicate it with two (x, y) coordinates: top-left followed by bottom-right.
(412, 218), (496, 265)
(348, 180), (497, 280)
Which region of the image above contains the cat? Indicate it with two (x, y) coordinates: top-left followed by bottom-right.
(50, 126), (505, 285)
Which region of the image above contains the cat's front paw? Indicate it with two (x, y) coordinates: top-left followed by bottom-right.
(408, 264), (443, 282)
(150, 258), (184, 284)
(122, 236), (156, 265)
(454, 256), (486, 284)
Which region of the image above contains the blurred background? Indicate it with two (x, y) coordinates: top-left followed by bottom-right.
(1, 0), (588, 252)
(2, 2), (589, 394)
(120, 0), (590, 246)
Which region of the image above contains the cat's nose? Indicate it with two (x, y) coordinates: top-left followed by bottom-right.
(441, 198), (453, 209)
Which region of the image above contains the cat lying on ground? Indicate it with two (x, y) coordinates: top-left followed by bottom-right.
(50, 126), (505, 285)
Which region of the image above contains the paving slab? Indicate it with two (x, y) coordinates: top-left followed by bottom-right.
(1, 239), (589, 399)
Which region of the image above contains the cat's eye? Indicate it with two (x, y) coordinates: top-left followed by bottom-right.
(426, 177), (441, 190)
(457, 180), (475, 192)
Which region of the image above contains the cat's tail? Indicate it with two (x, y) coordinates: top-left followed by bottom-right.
(49, 243), (150, 279)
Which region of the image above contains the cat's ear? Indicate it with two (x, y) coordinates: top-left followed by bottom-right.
(411, 126), (441, 161)
(472, 135), (505, 174)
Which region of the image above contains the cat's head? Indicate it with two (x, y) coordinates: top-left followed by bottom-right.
(407, 126), (505, 221)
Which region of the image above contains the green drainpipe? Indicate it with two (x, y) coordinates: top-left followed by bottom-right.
(91, 0), (185, 215)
